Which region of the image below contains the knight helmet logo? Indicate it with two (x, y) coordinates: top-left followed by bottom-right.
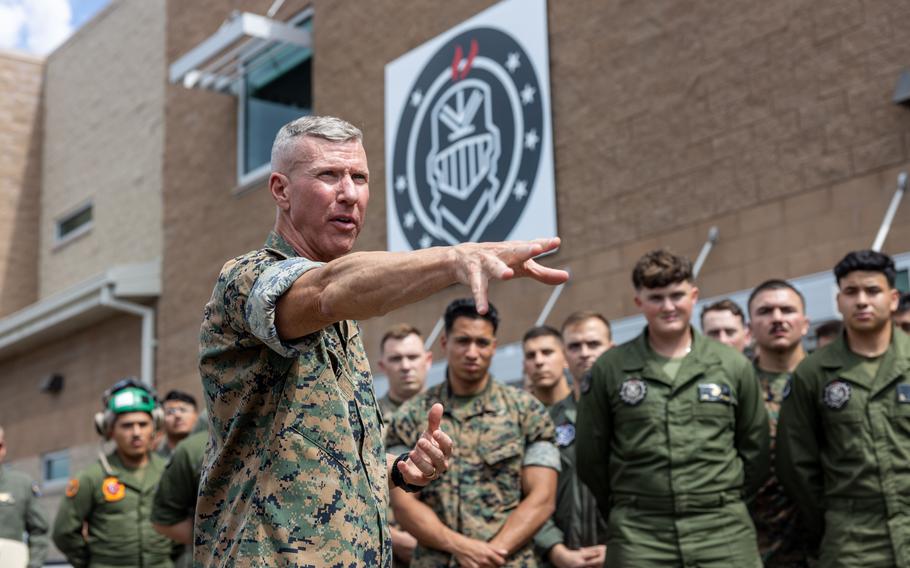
(391, 27), (545, 249)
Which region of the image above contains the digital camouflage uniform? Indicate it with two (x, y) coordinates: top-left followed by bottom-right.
(196, 231), (390, 567)
(576, 328), (769, 567)
(151, 431), (207, 568)
(52, 452), (173, 568)
(751, 365), (811, 567)
(378, 393), (404, 423)
(533, 393), (607, 567)
(777, 329), (910, 567)
(386, 378), (560, 568)
(0, 467), (48, 568)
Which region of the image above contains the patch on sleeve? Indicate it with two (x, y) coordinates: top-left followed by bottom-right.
(65, 478), (79, 498)
(555, 423), (575, 447)
(523, 440), (561, 471)
(31, 483), (41, 497)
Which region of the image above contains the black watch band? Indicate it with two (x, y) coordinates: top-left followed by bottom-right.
(391, 452), (423, 493)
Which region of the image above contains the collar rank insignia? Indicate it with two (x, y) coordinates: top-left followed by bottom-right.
(824, 380), (852, 409)
(897, 384), (910, 403)
(698, 383), (732, 403)
(619, 378), (647, 405)
(102, 476), (125, 502)
(555, 423), (576, 447)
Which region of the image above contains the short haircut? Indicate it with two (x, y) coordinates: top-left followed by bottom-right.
(271, 115), (363, 172)
(897, 292), (910, 315)
(700, 299), (746, 327)
(833, 250), (896, 287)
(747, 279), (806, 312)
(560, 311), (612, 337)
(443, 298), (499, 334)
(632, 249), (693, 290)
(522, 325), (563, 344)
(380, 323), (423, 354)
(815, 319), (843, 340)
(163, 390), (197, 409)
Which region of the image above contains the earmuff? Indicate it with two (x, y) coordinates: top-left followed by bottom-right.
(93, 377), (165, 438)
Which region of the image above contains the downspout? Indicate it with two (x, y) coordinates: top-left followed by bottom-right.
(99, 286), (156, 388)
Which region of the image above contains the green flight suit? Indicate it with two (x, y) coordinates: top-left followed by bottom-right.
(0, 467), (48, 568)
(777, 329), (910, 567)
(576, 328), (769, 567)
(52, 452), (174, 568)
(534, 393), (607, 566)
(151, 431), (207, 568)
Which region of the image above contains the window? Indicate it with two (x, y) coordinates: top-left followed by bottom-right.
(237, 15), (313, 189)
(55, 202), (93, 244)
(896, 268), (909, 293)
(42, 449), (70, 485)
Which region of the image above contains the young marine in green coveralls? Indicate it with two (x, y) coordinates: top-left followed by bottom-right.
(777, 250), (910, 567)
(53, 381), (175, 568)
(576, 249), (770, 567)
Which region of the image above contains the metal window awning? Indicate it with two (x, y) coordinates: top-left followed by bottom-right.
(169, 11), (312, 94)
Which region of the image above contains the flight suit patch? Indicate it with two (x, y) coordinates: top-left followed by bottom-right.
(0, 492), (14, 504)
(824, 380), (852, 409)
(698, 383), (731, 403)
(101, 476), (125, 502)
(31, 483), (41, 497)
(619, 378), (647, 405)
(65, 478), (79, 498)
(555, 423), (575, 447)
(897, 383), (910, 403)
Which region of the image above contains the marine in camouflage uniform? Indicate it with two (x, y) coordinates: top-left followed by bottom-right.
(0, 425), (48, 568)
(386, 379), (559, 567)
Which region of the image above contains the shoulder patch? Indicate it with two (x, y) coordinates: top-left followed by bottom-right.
(31, 483), (41, 497)
(65, 478), (79, 498)
(555, 423), (575, 447)
(101, 476), (125, 502)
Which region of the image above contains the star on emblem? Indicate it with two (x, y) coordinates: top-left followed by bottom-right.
(419, 234), (432, 249)
(395, 175), (407, 193)
(524, 128), (540, 151)
(403, 211), (416, 229)
(514, 180), (528, 200)
(410, 90), (423, 107)
(520, 84), (536, 105)
(505, 52), (521, 73)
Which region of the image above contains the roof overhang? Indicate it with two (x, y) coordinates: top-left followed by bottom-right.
(0, 261), (160, 360)
(169, 10), (312, 94)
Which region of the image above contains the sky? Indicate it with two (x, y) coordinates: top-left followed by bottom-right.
(0, 0), (110, 56)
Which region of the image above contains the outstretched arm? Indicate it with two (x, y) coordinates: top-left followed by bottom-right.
(276, 239), (567, 339)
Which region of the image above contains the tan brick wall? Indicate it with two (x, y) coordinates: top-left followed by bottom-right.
(158, 0), (910, 387)
(39, 0), (165, 298)
(0, 50), (42, 318)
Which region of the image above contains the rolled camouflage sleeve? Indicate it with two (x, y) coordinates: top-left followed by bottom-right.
(245, 258), (324, 357)
(522, 396), (561, 471)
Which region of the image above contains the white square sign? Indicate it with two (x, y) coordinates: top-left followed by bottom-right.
(384, 0), (556, 251)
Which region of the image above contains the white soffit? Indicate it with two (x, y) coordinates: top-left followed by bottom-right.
(169, 11), (312, 94)
(0, 260), (160, 359)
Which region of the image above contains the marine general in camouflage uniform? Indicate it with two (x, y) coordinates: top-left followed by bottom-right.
(746, 279), (813, 566)
(576, 249), (770, 567)
(0, 425), (48, 568)
(387, 300), (560, 568)
(523, 326), (607, 568)
(778, 250), (910, 567)
(377, 324), (433, 566)
(195, 116), (568, 567)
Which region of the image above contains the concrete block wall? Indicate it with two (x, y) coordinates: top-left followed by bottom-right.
(39, 0), (166, 298)
(0, 50), (42, 318)
(157, 0), (910, 388)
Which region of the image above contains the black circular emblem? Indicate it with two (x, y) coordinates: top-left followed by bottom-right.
(823, 380), (852, 409)
(391, 27), (545, 249)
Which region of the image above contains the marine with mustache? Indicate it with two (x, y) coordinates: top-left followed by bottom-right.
(747, 279), (813, 566)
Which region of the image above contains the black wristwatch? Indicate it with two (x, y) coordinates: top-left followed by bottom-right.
(391, 452), (423, 493)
